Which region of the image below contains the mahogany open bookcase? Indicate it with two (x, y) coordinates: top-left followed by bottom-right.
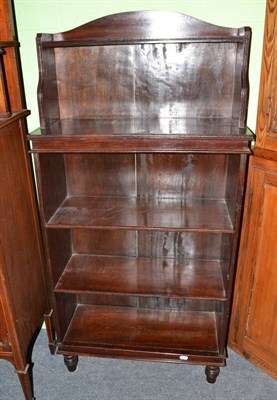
(28, 11), (253, 383)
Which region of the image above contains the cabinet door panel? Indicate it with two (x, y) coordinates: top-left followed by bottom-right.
(245, 177), (277, 358)
(0, 116), (47, 352)
(230, 156), (277, 378)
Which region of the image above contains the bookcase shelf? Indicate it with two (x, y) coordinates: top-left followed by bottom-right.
(29, 118), (252, 154)
(54, 254), (226, 300)
(61, 305), (219, 358)
(46, 196), (233, 232)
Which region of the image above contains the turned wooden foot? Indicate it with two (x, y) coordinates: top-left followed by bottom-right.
(205, 366), (220, 384)
(64, 355), (79, 372)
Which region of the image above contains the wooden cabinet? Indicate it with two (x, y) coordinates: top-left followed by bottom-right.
(0, 1), (51, 398)
(229, 0), (277, 379)
(0, 112), (50, 400)
(28, 11), (252, 383)
(230, 156), (277, 377)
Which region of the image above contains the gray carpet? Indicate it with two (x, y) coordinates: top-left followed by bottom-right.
(0, 329), (276, 399)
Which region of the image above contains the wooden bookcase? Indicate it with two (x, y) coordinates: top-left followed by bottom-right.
(28, 11), (252, 383)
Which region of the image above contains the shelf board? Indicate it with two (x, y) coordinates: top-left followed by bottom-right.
(30, 118), (248, 136)
(62, 304), (219, 355)
(47, 196), (233, 232)
(55, 255), (226, 300)
(28, 118), (253, 153)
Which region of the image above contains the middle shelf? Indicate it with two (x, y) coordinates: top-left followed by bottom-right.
(54, 254), (226, 300)
(47, 196), (233, 232)
(36, 152), (241, 233)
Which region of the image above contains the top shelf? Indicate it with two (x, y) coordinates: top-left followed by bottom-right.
(31, 117), (250, 136)
(28, 118), (253, 153)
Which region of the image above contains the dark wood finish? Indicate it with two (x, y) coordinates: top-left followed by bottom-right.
(0, 0), (26, 111)
(0, 47), (11, 117)
(47, 11), (241, 43)
(29, 118), (252, 153)
(29, 11), (252, 384)
(55, 255), (226, 300)
(0, 112), (49, 399)
(229, 0), (277, 379)
(205, 366), (220, 383)
(64, 355), (79, 372)
(0, 2), (50, 398)
(34, 12), (251, 136)
(76, 293), (223, 313)
(62, 305), (219, 355)
(72, 229), (137, 257)
(47, 196), (233, 232)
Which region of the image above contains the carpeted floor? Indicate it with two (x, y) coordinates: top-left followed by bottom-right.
(0, 329), (276, 399)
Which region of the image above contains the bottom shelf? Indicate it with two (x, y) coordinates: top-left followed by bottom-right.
(59, 304), (221, 362)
